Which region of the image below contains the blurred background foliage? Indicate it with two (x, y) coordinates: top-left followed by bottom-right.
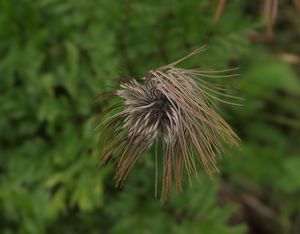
(1, 0), (300, 233)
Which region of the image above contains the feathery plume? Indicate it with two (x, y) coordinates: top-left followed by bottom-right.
(95, 47), (241, 201)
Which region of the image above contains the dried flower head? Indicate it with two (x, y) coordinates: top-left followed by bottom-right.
(95, 47), (241, 201)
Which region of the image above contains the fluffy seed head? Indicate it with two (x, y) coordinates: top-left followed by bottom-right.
(95, 48), (241, 201)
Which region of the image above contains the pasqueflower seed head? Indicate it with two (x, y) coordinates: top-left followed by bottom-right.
(95, 47), (241, 201)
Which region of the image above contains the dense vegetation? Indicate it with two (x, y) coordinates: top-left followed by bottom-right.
(1, 1), (300, 233)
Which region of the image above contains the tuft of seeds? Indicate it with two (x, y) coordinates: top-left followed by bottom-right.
(95, 47), (241, 201)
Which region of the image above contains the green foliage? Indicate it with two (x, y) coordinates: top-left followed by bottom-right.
(1, 0), (300, 234)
